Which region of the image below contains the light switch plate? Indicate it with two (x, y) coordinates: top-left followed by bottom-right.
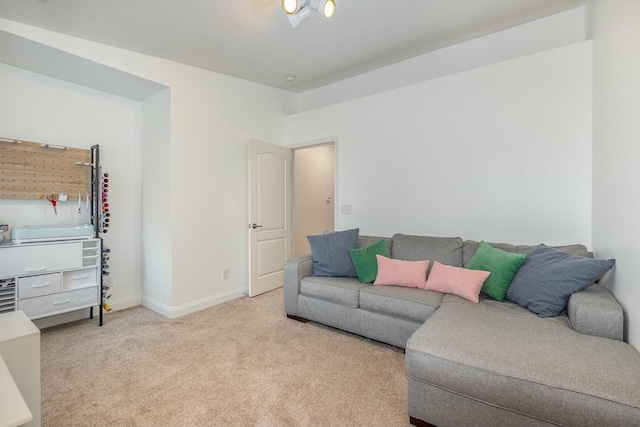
(340, 204), (352, 215)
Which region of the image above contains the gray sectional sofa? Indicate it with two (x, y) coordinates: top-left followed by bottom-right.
(283, 233), (640, 427)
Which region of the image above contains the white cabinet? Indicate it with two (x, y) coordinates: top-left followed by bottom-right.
(0, 239), (100, 322)
(0, 310), (41, 427)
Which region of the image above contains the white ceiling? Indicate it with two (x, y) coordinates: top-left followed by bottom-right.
(0, 0), (585, 92)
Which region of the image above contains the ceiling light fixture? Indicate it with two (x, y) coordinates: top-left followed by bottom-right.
(286, 6), (311, 29)
(283, 0), (336, 29)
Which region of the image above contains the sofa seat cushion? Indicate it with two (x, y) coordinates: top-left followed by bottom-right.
(300, 276), (369, 308)
(406, 296), (640, 426)
(360, 286), (444, 323)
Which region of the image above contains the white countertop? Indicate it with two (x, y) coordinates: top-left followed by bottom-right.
(0, 311), (40, 342)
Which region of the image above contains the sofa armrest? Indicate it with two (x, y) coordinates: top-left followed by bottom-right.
(283, 254), (313, 316)
(567, 283), (624, 341)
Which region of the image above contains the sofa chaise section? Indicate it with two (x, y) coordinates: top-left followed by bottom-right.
(406, 294), (640, 426)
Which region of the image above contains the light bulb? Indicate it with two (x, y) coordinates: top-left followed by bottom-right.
(323, 0), (335, 18)
(282, 0), (298, 14)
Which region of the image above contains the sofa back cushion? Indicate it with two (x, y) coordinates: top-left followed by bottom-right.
(359, 235), (393, 254)
(462, 240), (589, 267)
(391, 234), (463, 267)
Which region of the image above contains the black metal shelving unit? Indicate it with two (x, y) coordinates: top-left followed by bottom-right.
(90, 144), (104, 326)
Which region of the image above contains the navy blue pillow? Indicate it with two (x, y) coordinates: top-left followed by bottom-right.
(307, 228), (359, 277)
(506, 244), (615, 317)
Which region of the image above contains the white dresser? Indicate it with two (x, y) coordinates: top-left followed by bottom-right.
(0, 239), (101, 320)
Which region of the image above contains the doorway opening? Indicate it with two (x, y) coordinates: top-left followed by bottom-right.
(292, 143), (335, 257)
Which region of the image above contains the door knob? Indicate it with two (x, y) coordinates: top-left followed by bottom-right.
(251, 223), (263, 229)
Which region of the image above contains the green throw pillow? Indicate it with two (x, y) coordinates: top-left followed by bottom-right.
(466, 241), (526, 301)
(348, 239), (390, 283)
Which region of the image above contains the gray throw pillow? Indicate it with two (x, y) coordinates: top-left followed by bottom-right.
(307, 228), (359, 277)
(506, 244), (615, 317)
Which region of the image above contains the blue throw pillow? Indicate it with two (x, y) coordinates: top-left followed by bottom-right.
(307, 228), (359, 277)
(506, 244), (615, 317)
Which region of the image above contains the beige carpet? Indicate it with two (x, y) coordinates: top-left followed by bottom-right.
(41, 288), (410, 427)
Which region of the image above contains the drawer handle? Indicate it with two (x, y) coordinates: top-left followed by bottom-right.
(53, 299), (71, 305)
(31, 282), (52, 288)
(27, 267), (47, 272)
(71, 275), (90, 281)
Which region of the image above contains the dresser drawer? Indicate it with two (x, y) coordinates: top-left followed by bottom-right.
(18, 287), (99, 320)
(0, 242), (82, 278)
(18, 273), (62, 298)
(63, 268), (98, 290)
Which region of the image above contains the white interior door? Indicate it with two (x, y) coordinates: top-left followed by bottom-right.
(248, 139), (292, 297)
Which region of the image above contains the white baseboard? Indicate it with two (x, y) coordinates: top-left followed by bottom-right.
(141, 287), (248, 319)
(33, 289), (247, 327)
(106, 295), (141, 312)
(140, 297), (172, 318)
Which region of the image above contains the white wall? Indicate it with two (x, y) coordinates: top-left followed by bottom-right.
(286, 42), (593, 246)
(0, 13), (602, 326)
(590, 0), (640, 348)
(140, 89), (172, 310)
(0, 19), (297, 317)
(299, 7), (587, 111)
(293, 144), (335, 257)
(167, 68), (296, 311)
(0, 63), (142, 312)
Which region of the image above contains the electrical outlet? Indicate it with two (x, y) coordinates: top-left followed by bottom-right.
(222, 268), (230, 280)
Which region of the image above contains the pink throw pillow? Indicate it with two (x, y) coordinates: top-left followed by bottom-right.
(373, 255), (429, 289)
(425, 261), (490, 303)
